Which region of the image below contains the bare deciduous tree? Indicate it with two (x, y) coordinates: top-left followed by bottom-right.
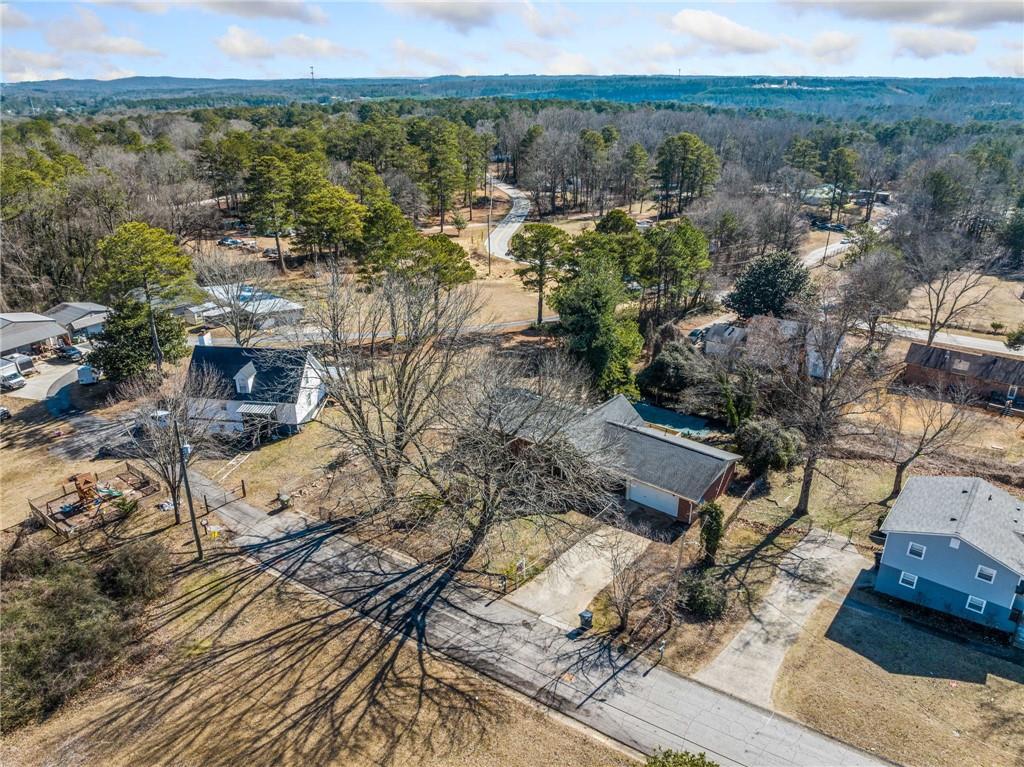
(904, 233), (995, 346)
(773, 280), (897, 515)
(315, 271), (484, 512)
(881, 385), (979, 500)
(432, 351), (623, 566)
(114, 366), (230, 526)
(193, 246), (279, 346)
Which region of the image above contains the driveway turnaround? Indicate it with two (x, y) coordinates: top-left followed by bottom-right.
(488, 180), (531, 261)
(6, 359), (79, 401)
(694, 529), (870, 708)
(196, 472), (886, 767)
(504, 526), (649, 628)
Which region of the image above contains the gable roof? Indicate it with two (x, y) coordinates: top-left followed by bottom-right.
(188, 345), (321, 404)
(43, 302), (109, 328)
(502, 390), (739, 503)
(881, 476), (1024, 575)
(0, 313), (69, 353)
(605, 421), (739, 502)
(905, 343), (1024, 387)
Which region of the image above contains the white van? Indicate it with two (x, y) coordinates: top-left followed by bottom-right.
(1, 365), (27, 391)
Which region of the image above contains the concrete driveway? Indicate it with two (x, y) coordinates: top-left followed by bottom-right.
(488, 180), (532, 261)
(6, 358), (80, 401)
(694, 529), (870, 708)
(503, 525), (649, 629)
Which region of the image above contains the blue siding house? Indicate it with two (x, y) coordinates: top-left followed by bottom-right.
(876, 477), (1024, 643)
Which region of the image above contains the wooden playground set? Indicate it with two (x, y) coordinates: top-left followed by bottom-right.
(28, 462), (160, 536)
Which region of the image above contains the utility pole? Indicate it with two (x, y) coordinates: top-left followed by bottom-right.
(486, 170), (493, 276)
(174, 421), (204, 561)
(310, 65), (315, 85)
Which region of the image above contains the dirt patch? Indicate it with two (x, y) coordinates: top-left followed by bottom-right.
(775, 598), (1024, 767)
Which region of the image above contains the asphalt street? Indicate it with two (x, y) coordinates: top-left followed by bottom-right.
(194, 472), (888, 767)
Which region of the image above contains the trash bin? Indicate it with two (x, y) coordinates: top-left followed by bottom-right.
(578, 610), (593, 630)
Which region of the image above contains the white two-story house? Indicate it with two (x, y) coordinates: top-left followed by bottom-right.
(188, 344), (328, 440)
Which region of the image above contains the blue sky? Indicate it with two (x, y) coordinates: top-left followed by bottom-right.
(1, 1), (1021, 83)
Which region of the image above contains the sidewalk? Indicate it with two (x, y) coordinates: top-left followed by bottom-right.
(192, 471), (887, 767)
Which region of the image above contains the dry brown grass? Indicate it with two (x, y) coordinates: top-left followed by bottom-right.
(0, 504), (634, 767)
(775, 599), (1024, 767)
(0, 396), (124, 529)
(898, 274), (1024, 336)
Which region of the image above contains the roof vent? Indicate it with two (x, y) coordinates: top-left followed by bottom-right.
(949, 517), (957, 522)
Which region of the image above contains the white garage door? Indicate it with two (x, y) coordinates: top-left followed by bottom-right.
(627, 482), (678, 517)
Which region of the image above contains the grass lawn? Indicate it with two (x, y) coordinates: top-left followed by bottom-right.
(0, 504), (635, 767)
(897, 274), (1024, 337)
(739, 460), (893, 548)
(193, 419), (339, 514)
(775, 599), (1024, 767)
(0, 395), (125, 530)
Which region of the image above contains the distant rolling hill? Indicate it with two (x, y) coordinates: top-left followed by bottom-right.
(3, 74), (1022, 122)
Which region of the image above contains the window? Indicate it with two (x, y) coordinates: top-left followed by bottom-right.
(898, 571), (917, 589)
(965, 595), (986, 614)
(906, 542), (926, 560)
(975, 565), (996, 584)
(949, 538), (960, 550)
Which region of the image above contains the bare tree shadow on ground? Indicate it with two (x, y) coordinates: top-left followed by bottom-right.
(45, 519), (523, 767)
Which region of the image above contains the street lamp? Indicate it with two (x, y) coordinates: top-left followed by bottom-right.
(174, 420), (204, 561)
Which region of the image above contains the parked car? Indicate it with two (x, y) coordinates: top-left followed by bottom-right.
(263, 247), (280, 257)
(56, 345), (85, 362)
(0, 406), (11, 422)
(218, 237), (243, 247)
(1, 369), (26, 391)
(687, 328), (706, 345)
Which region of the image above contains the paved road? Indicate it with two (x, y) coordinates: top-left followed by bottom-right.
(882, 323), (1024, 358)
(196, 473), (886, 767)
(488, 180), (532, 261)
(695, 530), (870, 708)
(801, 239), (851, 268)
(188, 315), (562, 348)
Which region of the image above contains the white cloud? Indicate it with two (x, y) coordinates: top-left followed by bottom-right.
(95, 66), (137, 80)
(199, 1), (328, 25)
(787, 1), (1022, 29)
(390, 2), (494, 34)
(520, 1), (577, 39)
(610, 42), (694, 74)
(671, 9), (779, 55)
(216, 25), (274, 59)
(892, 27), (976, 59)
(0, 3), (32, 28)
(392, 37), (456, 71)
(988, 39), (1024, 76)
(89, 1), (169, 13)
(545, 50), (594, 75)
(47, 8), (162, 57)
(216, 25), (361, 60)
(806, 30), (861, 64)
(2, 46), (66, 82)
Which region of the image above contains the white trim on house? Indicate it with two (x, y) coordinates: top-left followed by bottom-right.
(907, 541), (926, 560)
(965, 595), (986, 614)
(899, 571), (918, 589)
(975, 565), (997, 584)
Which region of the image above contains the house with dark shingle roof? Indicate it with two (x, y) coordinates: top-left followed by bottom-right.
(876, 476), (1024, 640)
(903, 342), (1024, 413)
(506, 392), (739, 523)
(188, 344), (327, 438)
